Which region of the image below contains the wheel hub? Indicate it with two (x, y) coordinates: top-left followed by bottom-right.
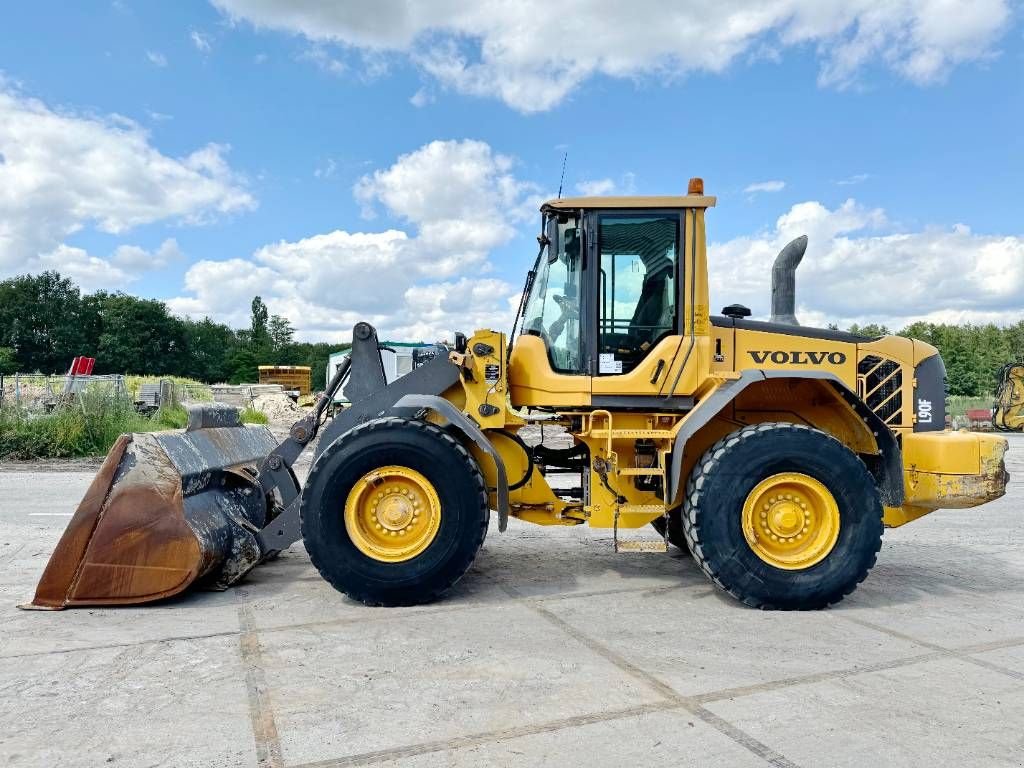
(741, 473), (840, 570)
(344, 466), (441, 562)
(375, 490), (418, 531)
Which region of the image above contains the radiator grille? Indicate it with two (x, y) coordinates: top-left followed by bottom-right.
(858, 355), (903, 426)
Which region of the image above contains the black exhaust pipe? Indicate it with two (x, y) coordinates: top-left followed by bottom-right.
(770, 235), (807, 326)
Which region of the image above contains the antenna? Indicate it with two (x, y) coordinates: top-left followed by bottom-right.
(557, 151), (568, 199)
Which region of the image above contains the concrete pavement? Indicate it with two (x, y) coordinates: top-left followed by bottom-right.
(1, 437), (1022, 767)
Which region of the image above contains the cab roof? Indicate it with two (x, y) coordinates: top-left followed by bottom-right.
(541, 195), (716, 212)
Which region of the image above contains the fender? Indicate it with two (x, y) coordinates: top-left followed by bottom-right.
(393, 394), (511, 532)
(665, 370), (904, 507)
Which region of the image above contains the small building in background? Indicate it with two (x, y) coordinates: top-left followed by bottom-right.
(258, 365), (312, 400)
(327, 342), (439, 403)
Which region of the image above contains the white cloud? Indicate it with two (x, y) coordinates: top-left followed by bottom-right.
(744, 180), (786, 194)
(409, 87), (433, 108)
(709, 199), (1024, 330)
(112, 238), (184, 270)
(211, 0), (1011, 112)
(313, 158), (337, 179)
(170, 139), (537, 340)
(836, 173), (870, 186)
(0, 82), (254, 279)
(146, 50), (168, 67)
(190, 30), (214, 52)
(299, 45), (346, 76)
(35, 245), (133, 292)
(24, 238), (186, 294)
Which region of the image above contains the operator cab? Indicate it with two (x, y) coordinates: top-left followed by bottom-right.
(520, 196), (696, 377)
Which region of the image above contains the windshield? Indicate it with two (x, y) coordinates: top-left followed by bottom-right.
(522, 215), (583, 373)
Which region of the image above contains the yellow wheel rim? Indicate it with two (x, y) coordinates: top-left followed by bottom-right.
(741, 472), (840, 570)
(344, 465), (441, 563)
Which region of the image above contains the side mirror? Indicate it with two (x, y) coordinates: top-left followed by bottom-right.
(721, 304), (752, 319)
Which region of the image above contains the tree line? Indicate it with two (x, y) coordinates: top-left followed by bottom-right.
(1, 272), (1021, 396)
(847, 322), (1024, 397)
(0, 272), (344, 386)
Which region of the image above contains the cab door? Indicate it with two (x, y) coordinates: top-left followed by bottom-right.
(588, 210), (690, 403)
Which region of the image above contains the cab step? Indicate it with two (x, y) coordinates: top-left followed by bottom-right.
(615, 538), (669, 553)
(613, 507), (669, 553)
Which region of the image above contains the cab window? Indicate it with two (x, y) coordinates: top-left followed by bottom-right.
(598, 214), (679, 374)
(522, 217), (583, 373)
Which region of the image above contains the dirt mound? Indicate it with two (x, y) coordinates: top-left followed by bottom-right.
(251, 392), (301, 424)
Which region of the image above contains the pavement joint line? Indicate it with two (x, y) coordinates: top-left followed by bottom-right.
(0, 542), (27, 568)
(0, 582), (697, 660)
(283, 646), (978, 768)
(236, 589), (285, 768)
(501, 583), (802, 768)
(955, 635), (1024, 654)
(288, 700), (690, 768)
(0, 628), (243, 659)
(836, 614), (1024, 682)
(689, 650), (946, 705)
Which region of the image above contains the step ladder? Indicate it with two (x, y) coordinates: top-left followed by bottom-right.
(613, 506), (669, 553)
(588, 409), (672, 554)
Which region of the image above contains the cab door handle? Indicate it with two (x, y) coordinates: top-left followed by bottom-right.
(650, 359), (666, 384)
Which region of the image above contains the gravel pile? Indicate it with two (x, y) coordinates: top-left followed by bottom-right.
(251, 392), (302, 425)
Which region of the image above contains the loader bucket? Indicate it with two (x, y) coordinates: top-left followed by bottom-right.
(23, 407), (279, 610)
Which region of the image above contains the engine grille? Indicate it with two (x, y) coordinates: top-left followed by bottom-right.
(858, 355), (904, 426)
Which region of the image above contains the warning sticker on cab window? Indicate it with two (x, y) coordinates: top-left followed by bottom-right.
(599, 353), (623, 374)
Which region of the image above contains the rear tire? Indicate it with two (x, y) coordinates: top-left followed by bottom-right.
(682, 422), (883, 609)
(301, 417), (489, 606)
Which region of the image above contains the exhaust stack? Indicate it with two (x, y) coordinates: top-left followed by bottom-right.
(770, 235), (807, 326)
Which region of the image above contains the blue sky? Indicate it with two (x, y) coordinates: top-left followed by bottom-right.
(1, 1), (1022, 340)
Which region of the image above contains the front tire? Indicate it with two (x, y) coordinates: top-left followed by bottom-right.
(682, 422), (883, 609)
(301, 417), (489, 606)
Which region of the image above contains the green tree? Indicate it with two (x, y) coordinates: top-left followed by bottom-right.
(94, 294), (186, 374)
(181, 317), (241, 383)
(268, 314), (295, 354)
(249, 296), (271, 353)
(0, 347), (18, 375)
(847, 323), (891, 338)
(227, 346), (259, 384)
(0, 272), (87, 372)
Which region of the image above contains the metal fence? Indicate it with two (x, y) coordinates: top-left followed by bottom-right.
(175, 382), (213, 403)
(0, 373), (128, 411)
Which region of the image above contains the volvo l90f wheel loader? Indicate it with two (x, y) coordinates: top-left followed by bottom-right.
(25, 179), (1009, 611)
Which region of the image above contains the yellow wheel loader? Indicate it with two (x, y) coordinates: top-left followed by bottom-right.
(25, 179), (1009, 611)
(993, 362), (1024, 431)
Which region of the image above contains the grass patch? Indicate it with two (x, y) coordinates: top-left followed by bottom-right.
(0, 390), (151, 460)
(240, 407), (268, 425)
(0, 394), (269, 460)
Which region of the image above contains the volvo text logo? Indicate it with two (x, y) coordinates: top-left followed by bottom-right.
(747, 350), (847, 365)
